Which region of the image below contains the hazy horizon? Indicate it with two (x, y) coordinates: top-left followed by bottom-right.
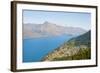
(23, 10), (91, 30)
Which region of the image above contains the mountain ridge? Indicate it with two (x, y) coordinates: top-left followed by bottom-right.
(23, 21), (87, 39)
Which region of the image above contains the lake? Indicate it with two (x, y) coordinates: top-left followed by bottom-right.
(23, 35), (73, 62)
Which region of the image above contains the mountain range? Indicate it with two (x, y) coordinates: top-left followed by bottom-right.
(23, 21), (87, 39)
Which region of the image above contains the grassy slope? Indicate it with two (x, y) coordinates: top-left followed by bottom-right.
(43, 31), (91, 61)
(67, 30), (91, 48)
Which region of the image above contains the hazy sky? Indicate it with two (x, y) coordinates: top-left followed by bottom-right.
(23, 10), (91, 30)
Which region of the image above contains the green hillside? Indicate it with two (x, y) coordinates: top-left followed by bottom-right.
(43, 31), (91, 61)
(67, 30), (91, 48)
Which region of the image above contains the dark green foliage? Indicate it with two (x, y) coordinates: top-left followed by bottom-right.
(52, 48), (91, 61)
(72, 48), (91, 60)
(67, 30), (91, 48)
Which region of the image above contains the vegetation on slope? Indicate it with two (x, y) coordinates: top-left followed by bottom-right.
(67, 30), (91, 48)
(52, 48), (91, 61)
(43, 31), (91, 61)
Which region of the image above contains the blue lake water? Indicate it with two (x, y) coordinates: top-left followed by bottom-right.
(23, 35), (73, 62)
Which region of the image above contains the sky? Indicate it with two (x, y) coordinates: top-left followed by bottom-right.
(23, 10), (91, 30)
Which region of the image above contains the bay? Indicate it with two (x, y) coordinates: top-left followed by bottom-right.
(23, 35), (73, 62)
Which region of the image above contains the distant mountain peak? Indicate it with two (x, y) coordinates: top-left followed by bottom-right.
(43, 21), (50, 24)
(43, 21), (56, 25)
